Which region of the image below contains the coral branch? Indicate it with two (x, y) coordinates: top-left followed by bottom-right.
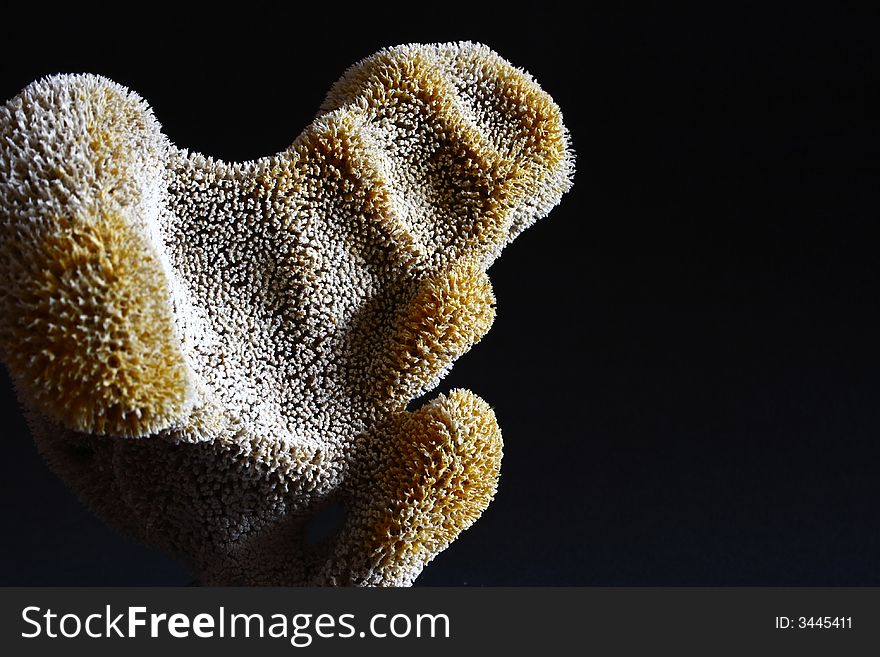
(0, 42), (573, 585)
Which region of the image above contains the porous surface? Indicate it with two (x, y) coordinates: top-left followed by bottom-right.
(0, 42), (573, 585)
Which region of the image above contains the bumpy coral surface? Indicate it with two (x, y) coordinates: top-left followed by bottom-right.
(0, 42), (573, 585)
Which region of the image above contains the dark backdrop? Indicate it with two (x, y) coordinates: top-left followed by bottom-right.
(1, 6), (877, 585)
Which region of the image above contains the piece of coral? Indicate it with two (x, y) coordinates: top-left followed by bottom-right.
(0, 42), (573, 585)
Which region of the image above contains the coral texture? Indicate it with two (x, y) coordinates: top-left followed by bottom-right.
(0, 42), (573, 585)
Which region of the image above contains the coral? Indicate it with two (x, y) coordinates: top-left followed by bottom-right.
(0, 42), (573, 586)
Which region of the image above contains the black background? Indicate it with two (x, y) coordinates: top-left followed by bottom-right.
(1, 6), (877, 585)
